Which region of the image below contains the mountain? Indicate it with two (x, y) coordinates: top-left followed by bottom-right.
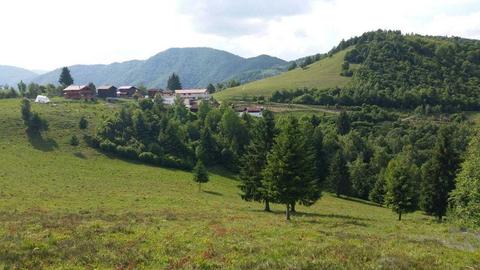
(33, 48), (287, 88)
(214, 48), (352, 100)
(0, 65), (38, 86)
(217, 30), (480, 111)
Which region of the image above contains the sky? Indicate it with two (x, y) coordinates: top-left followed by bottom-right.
(1, 0), (480, 71)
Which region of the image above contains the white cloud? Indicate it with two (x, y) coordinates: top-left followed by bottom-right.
(0, 0), (479, 70)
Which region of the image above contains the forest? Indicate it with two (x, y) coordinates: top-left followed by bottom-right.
(78, 95), (478, 224)
(271, 30), (480, 111)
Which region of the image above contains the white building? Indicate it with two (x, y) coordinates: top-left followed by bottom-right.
(175, 89), (209, 100)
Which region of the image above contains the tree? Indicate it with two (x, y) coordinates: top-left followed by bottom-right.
(349, 156), (374, 199)
(167, 73), (182, 90)
(262, 117), (319, 220)
(193, 160), (209, 191)
(21, 98), (32, 125)
(328, 150), (350, 197)
(336, 111), (351, 135)
(87, 82), (96, 94)
(239, 110), (276, 211)
(450, 132), (480, 228)
(17, 81), (27, 96)
(206, 83), (216, 94)
(420, 126), (460, 221)
(385, 153), (419, 221)
(58, 67), (74, 86)
(369, 170), (387, 204)
(288, 62), (297, 71)
(79, 116), (88, 130)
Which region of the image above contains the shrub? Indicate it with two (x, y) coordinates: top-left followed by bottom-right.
(100, 140), (117, 152)
(70, 135), (79, 146)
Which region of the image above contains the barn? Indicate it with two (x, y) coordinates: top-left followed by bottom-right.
(117, 86), (138, 97)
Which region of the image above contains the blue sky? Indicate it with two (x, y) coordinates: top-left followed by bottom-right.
(1, 0), (479, 70)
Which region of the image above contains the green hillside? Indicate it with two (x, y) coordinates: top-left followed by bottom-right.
(0, 98), (479, 268)
(214, 49), (353, 100)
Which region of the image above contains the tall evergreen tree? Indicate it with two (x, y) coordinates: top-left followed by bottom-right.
(328, 150), (350, 197)
(420, 126), (460, 221)
(239, 110), (276, 211)
(193, 160), (209, 191)
(58, 67), (74, 86)
(336, 111), (351, 135)
(206, 83), (216, 94)
(385, 153), (419, 221)
(17, 81), (27, 96)
(262, 117), (319, 220)
(450, 131), (480, 228)
(167, 73), (182, 90)
(20, 98), (31, 125)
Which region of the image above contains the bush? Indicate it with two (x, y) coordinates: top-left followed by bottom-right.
(70, 135), (79, 146)
(139, 152), (158, 163)
(100, 140), (117, 152)
(79, 116), (88, 129)
(116, 145), (139, 159)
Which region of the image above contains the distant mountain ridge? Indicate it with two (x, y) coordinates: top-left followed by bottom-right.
(0, 65), (38, 86)
(31, 47), (287, 88)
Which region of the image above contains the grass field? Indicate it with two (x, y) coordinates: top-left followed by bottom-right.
(0, 98), (479, 269)
(214, 49), (354, 101)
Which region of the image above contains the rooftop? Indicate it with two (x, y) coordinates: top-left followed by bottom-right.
(175, 89), (207, 94)
(63, 85), (89, 91)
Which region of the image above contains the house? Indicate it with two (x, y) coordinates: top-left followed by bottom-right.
(97, 85), (117, 98)
(175, 89), (209, 100)
(117, 86), (138, 97)
(147, 89), (164, 98)
(236, 106), (263, 117)
(63, 85), (94, 100)
(161, 92), (176, 105)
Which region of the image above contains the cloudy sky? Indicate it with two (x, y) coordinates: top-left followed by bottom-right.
(1, 0), (480, 71)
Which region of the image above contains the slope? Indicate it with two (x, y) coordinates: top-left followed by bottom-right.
(0, 65), (38, 86)
(0, 98), (478, 268)
(214, 48), (352, 100)
(32, 48), (287, 88)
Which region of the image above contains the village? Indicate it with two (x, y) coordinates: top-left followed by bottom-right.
(37, 84), (263, 117)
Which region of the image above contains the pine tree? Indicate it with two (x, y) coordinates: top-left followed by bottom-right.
(262, 117), (319, 220)
(206, 83), (216, 94)
(17, 81), (27, 96)
(239, 110), (276, 211)
(328, 150), (350, 197)
(193, 160), (209, 191)
(369, 170), (387, 204)
(450, 131), (480, 228)
(385, 153), (419, 221)
(336, 111), (351, 135)
(58, 67), (74, 86)
(420, 126), (459, 221)
(349, 156), (373, 199)
(167, 73), (182, 90)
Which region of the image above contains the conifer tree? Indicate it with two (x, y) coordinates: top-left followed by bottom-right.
(420, 126), (459, 221)
(328, 150), (350, 197)
(79, 116), (88, 130)
(21, 98), (31, 125)
(206, 83), (216, 94)
(193, 160), (209, 191)
(58, 67), (74, 86)
(450, 131), (480, 228)
(262, 117), (319, 220)
(239, 110), (276, 211)
(167, 73), (182, 90)
(385, 153), (419, 221)
(336, 111), (351, 135)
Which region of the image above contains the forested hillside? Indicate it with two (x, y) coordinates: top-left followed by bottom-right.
(271, 30), (480, 111)
(33, 48), (287, 88)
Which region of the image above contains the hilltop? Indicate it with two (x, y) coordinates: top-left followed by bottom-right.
(0, 98), (479, 268)
(32, 47), (287, 88)
(216, 30), (480, 108)
(214, 48), (352, 100)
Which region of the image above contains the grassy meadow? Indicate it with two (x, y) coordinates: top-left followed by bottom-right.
(0, 98), (479, 269)
(214, 49), (354, 101)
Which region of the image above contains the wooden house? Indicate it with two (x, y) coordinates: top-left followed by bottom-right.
(63, 85), (94, 100)
(117, 86), (138, 97)
(97, 85), (117, 98)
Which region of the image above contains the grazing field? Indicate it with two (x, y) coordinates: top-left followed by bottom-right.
(0, 98), (479, 269)
(214, 49), (354, 101)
